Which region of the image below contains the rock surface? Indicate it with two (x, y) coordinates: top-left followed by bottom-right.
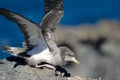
(0, 59), (65, 80)
(0, 59), (89, 80)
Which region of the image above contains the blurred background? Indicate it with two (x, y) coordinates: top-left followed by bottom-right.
(0, 0), (120, 80)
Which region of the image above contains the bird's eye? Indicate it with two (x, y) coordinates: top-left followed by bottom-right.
(68, 54), (73, 57)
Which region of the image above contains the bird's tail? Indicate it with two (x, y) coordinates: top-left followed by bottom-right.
(1, 46), (26, 56)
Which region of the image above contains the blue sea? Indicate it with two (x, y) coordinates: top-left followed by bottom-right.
(0, 0), (120, 59)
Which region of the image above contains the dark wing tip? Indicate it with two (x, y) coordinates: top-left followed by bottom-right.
(44, 0), (63, 15)
(0, 8), (11, 15)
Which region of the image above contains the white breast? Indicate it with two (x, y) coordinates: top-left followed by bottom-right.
(28, 48), (62, 66)
(30, 48), (51, 60)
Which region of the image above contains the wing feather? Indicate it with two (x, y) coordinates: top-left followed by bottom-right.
(0, 8), (48, 55)
(40, 0), (64, 32)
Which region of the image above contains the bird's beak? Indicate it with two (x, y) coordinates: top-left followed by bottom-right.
(72, 57), (80, 64)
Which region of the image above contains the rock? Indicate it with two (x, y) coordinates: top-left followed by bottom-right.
(0, 59), (65, 80)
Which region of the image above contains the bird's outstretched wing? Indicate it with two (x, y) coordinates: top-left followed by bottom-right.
(40, 0), (64, 32)
(0, 8), (48, 55)
(39, 0), (64, 52)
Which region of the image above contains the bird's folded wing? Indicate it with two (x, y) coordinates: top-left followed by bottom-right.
(0, 8), (48, 55)
(40, 0), (64, 32)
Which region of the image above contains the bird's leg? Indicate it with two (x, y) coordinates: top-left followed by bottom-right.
(35, 64), (56, 70)
(35, 64), (71, 77)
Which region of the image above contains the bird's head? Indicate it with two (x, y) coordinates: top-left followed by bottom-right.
(59, 46), (80, 65)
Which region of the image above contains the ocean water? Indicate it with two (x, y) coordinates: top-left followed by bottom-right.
(0, 0), (120, 59)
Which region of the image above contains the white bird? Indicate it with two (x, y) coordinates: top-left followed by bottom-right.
(0, 0), (79, 70)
